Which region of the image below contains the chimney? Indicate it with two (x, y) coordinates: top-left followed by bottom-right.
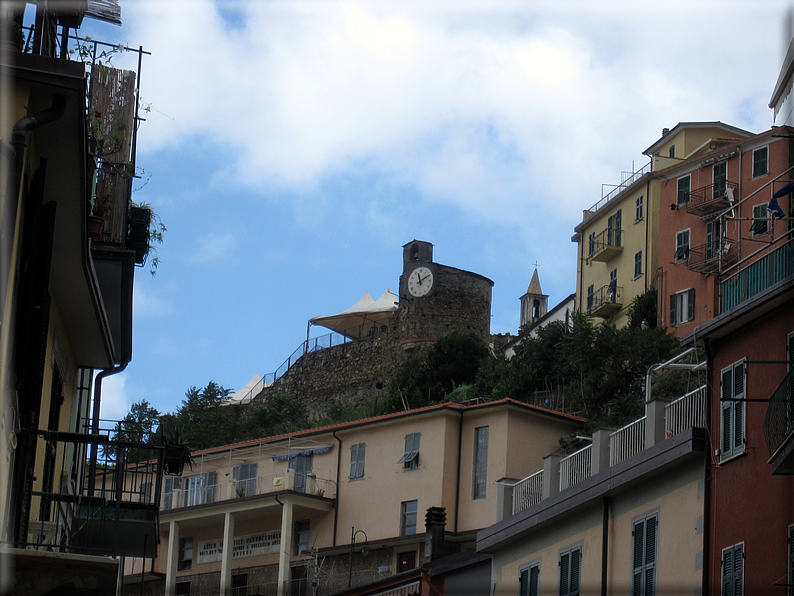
(424, 506), (446, 563)
(662, 127), (670, 137)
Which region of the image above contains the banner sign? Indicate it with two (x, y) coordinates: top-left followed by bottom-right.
(197, 530), (281, 564)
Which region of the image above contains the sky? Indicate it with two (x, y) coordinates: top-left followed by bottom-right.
(67, 0), (793, 421)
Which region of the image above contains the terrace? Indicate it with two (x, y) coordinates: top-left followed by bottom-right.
(685, 181), (739, 217)
(587, 283), (623, 317)
(686, 237), (739, 275)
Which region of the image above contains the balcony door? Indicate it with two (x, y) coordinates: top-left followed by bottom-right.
(292, 454), (313, 493)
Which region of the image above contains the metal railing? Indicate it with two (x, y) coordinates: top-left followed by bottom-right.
(686, 239), (738, 274)
(559, 445), (592, 491)
(763, 368), (794, 459)
(163, 473), (336, 511)
(587, 284), (623, 313)
(586, 162), (652, 216)
(685, 180), (739, 213)
(665, 386), (707, 438)
(512, 470), (544, 514)
(721, 238), (794, 312)
(609, 417), (646, 467)
(588, 227), (623, 258)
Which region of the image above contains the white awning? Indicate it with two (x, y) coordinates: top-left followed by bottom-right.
(310, 289), (398, 339)
(370, 580), (420, 596)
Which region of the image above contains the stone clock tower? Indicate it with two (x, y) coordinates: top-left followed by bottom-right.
(397, 240), (493, 347)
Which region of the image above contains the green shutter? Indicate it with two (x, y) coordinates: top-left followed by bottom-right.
(733, 364), (745, 452)
(520, 568), (529, 596)
(670, 294), (677, 327)
(357, 443), (366, 478)
(559, 552), (570, 596)
(350, 444), (359, 479)
(687, 289), (696, 322)
(722, 367), (734, 457)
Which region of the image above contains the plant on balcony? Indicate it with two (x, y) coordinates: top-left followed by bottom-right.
(129, 201), (166, 276)
(1, 17), (24, 51)
(161, 428), (194, 476)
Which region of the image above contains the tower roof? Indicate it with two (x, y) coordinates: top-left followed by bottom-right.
(526, 269), (543, 295)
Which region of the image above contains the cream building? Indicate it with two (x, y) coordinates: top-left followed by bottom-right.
(125, 399), (584, 596)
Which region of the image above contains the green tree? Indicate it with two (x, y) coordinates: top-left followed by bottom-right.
(110, 400), (160, 463)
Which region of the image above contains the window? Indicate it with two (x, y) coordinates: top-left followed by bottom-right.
(670, 288), (695, 327)
(586, 285), (594, 311)
(714, 162), (727, 199)
(398, 550), (417, 572)
(139, 482), (152, 503)
(669, 145), (675, 158)
(231, 574), (248, 596)
(164, 477), (181, 510)
(179, 537), (194, 571)
(608, 209), (622, 246)
(398, 432), (420, 470)
(753, 146), (769, 177)
(175, 582), (191, 596)
(722, 543), (744, 596)
(632, 514), (657, 596)
(294, 520), (310, 555)
(401, 500), (418, 536)
(634, 251), (642, 278)
(751, 204), (768, 236)
(677, 175), (690, 205)
(608, 269), (617, 303)
(233, 463), (257, 497)
(721, 361), (746, 461)
(706, 220), (727, 259)
(350, 443), (366, 479)
(519, 562), (540, 596)
(185, 471), (216, 506)
(292, 454), (313, 493)
(588, 232), (596, 257)
(636, 195), (644, 221)
(559, 547), (581, 596)
(675, 230), (690, 262)
(473, 426), (489, 500)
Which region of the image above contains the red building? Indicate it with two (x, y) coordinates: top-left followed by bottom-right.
(653, 125), (794, 336)
(683, 239), (794, 594)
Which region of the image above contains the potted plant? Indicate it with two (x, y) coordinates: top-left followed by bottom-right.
(129, 201), (166, 276)
(161, 428), (194, 476)
(88, 192), (113, 238)
(1, 17), (24, 52)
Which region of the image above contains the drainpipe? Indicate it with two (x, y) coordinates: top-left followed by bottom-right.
(601, 496), (609, 596)
(333, 430), (342, 546)
(453, 409), (463, 533)
(645, 178), (651, 292)
(701, 336), (714, 596)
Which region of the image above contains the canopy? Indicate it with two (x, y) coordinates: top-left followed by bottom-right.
(222, 374), (266, 406)
(310, 289), (398, 340)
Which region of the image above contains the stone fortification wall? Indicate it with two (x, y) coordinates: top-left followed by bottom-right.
(398, 264), (493, 345)
(254, 331), (400, 420)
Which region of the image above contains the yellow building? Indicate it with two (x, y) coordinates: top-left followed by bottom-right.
(572, 122), (752, 328)
(477, 357), (708, 595)
(122, 400), (584, 596)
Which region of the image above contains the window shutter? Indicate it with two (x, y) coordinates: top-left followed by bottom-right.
(560, 552), (570, 596)
(734, 364), (745, 452)
(644, 517), (657, 596)
(529, 565), (539, 596)
(732, 545), (743, 596)
(723, 547), (733, 596)
(350, 444), (359, 479)
(357, 443), (366, 478)
(722, 367), (734, 457)
(670, 294), (677, 327)
(519, 568), (529, 596)
(570, 549), (581, 593)
(633, 522), (644, 596)
(687, 288), (696, 322)
(615, 209), (622, 246)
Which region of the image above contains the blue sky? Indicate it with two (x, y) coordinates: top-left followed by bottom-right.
(71, 0), (791, 421)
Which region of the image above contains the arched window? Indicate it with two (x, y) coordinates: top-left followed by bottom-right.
(410, 244), (420, 261)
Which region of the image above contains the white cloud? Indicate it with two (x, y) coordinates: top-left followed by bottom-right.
(133, 282), (171, 318)
(190, 231), (236, 264)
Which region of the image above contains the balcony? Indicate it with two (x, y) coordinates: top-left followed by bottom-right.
(763, 368), (794, 474)
(588, 283), (623, 317)
(686, 181), (738, 217)
(686, 239), (739, 275)
(588, 227), (624, 262)
(721, 239), (794, 312)
(510, 385), (706, 516)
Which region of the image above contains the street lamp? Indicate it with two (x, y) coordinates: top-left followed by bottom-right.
(348, 527), (369, 588)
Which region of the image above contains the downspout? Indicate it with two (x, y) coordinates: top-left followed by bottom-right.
(333, 430), (342, 547)
(701, 336), (714, 596)
(645, 178), (651, 292)
(453, 409), (463, 533)
(601, 496), (609, 596)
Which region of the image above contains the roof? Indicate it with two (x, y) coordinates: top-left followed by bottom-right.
(525, 269), (543, 296)
(642, 121), (754, 156)
(310, 289), (398, 339)
(190, 398), (586, 458)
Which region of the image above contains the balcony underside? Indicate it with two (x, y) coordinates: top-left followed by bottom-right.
(687, 252), (739, 275)
(590, 245), (622, 262)
(686, 195), (733, 217)
(591, 301), (621, 317)
(769, 430), (794, 475)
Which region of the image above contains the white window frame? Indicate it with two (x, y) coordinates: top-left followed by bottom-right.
(670, 288), (695, 327)
(675, 229), (690, 262)
(752, 146), (769, 178)
(350, 442), (366, 480)
(559, 545), (581, 596)
(233, 462), (258, 497)
(721, 361), (746, 461)
(179, 536), (194, 572)
(519, 561), (541, 596)
(677, 175), (691, 205)
(632, 514), (658, 596)
(163, 476), (181, 510)
(721, 543), (744, 596)
(400, 500), (418, 536)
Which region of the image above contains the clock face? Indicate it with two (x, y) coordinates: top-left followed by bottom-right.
(407, 266), (434, 297)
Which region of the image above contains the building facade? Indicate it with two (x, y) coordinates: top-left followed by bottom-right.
(122, 399), (584, 596)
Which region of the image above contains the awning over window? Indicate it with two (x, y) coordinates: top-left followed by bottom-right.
(271, 446), (331, 461)
(370, 580), (420, 596)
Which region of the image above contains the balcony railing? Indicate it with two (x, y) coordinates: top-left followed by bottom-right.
(512, 470), (544, 513)
(763, 368), (794, 459)
(686, 239), (738, 275)
(585, 161), (652, 216)
(559, 445), (592, 491)
(162, 472), (336, 511)
(609, 417), (646, 467)
(588, 284), (623, 317)
(685, 180), (738, 217)
(721, 239), (794, 312)
(666, 386), (707, 438)
(588, 227), (623, 262)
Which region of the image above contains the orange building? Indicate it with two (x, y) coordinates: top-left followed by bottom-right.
(650, 124), (794, 335)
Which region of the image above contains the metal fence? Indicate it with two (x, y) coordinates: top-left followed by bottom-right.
(512, 470), (544, 514)
(559, 445), (592, 491)
(721, 238), (794, 312)
(763, 368), (794, 458)
(609, 416), (646, 467)
(665, 386), (707, 438)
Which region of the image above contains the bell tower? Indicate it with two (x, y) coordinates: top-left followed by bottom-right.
(520, 269), (548, 328)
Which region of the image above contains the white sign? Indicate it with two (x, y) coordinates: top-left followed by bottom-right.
(197, 531), (281, 565)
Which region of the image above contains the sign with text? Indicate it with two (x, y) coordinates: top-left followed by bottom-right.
(197, 530), (281, 564)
